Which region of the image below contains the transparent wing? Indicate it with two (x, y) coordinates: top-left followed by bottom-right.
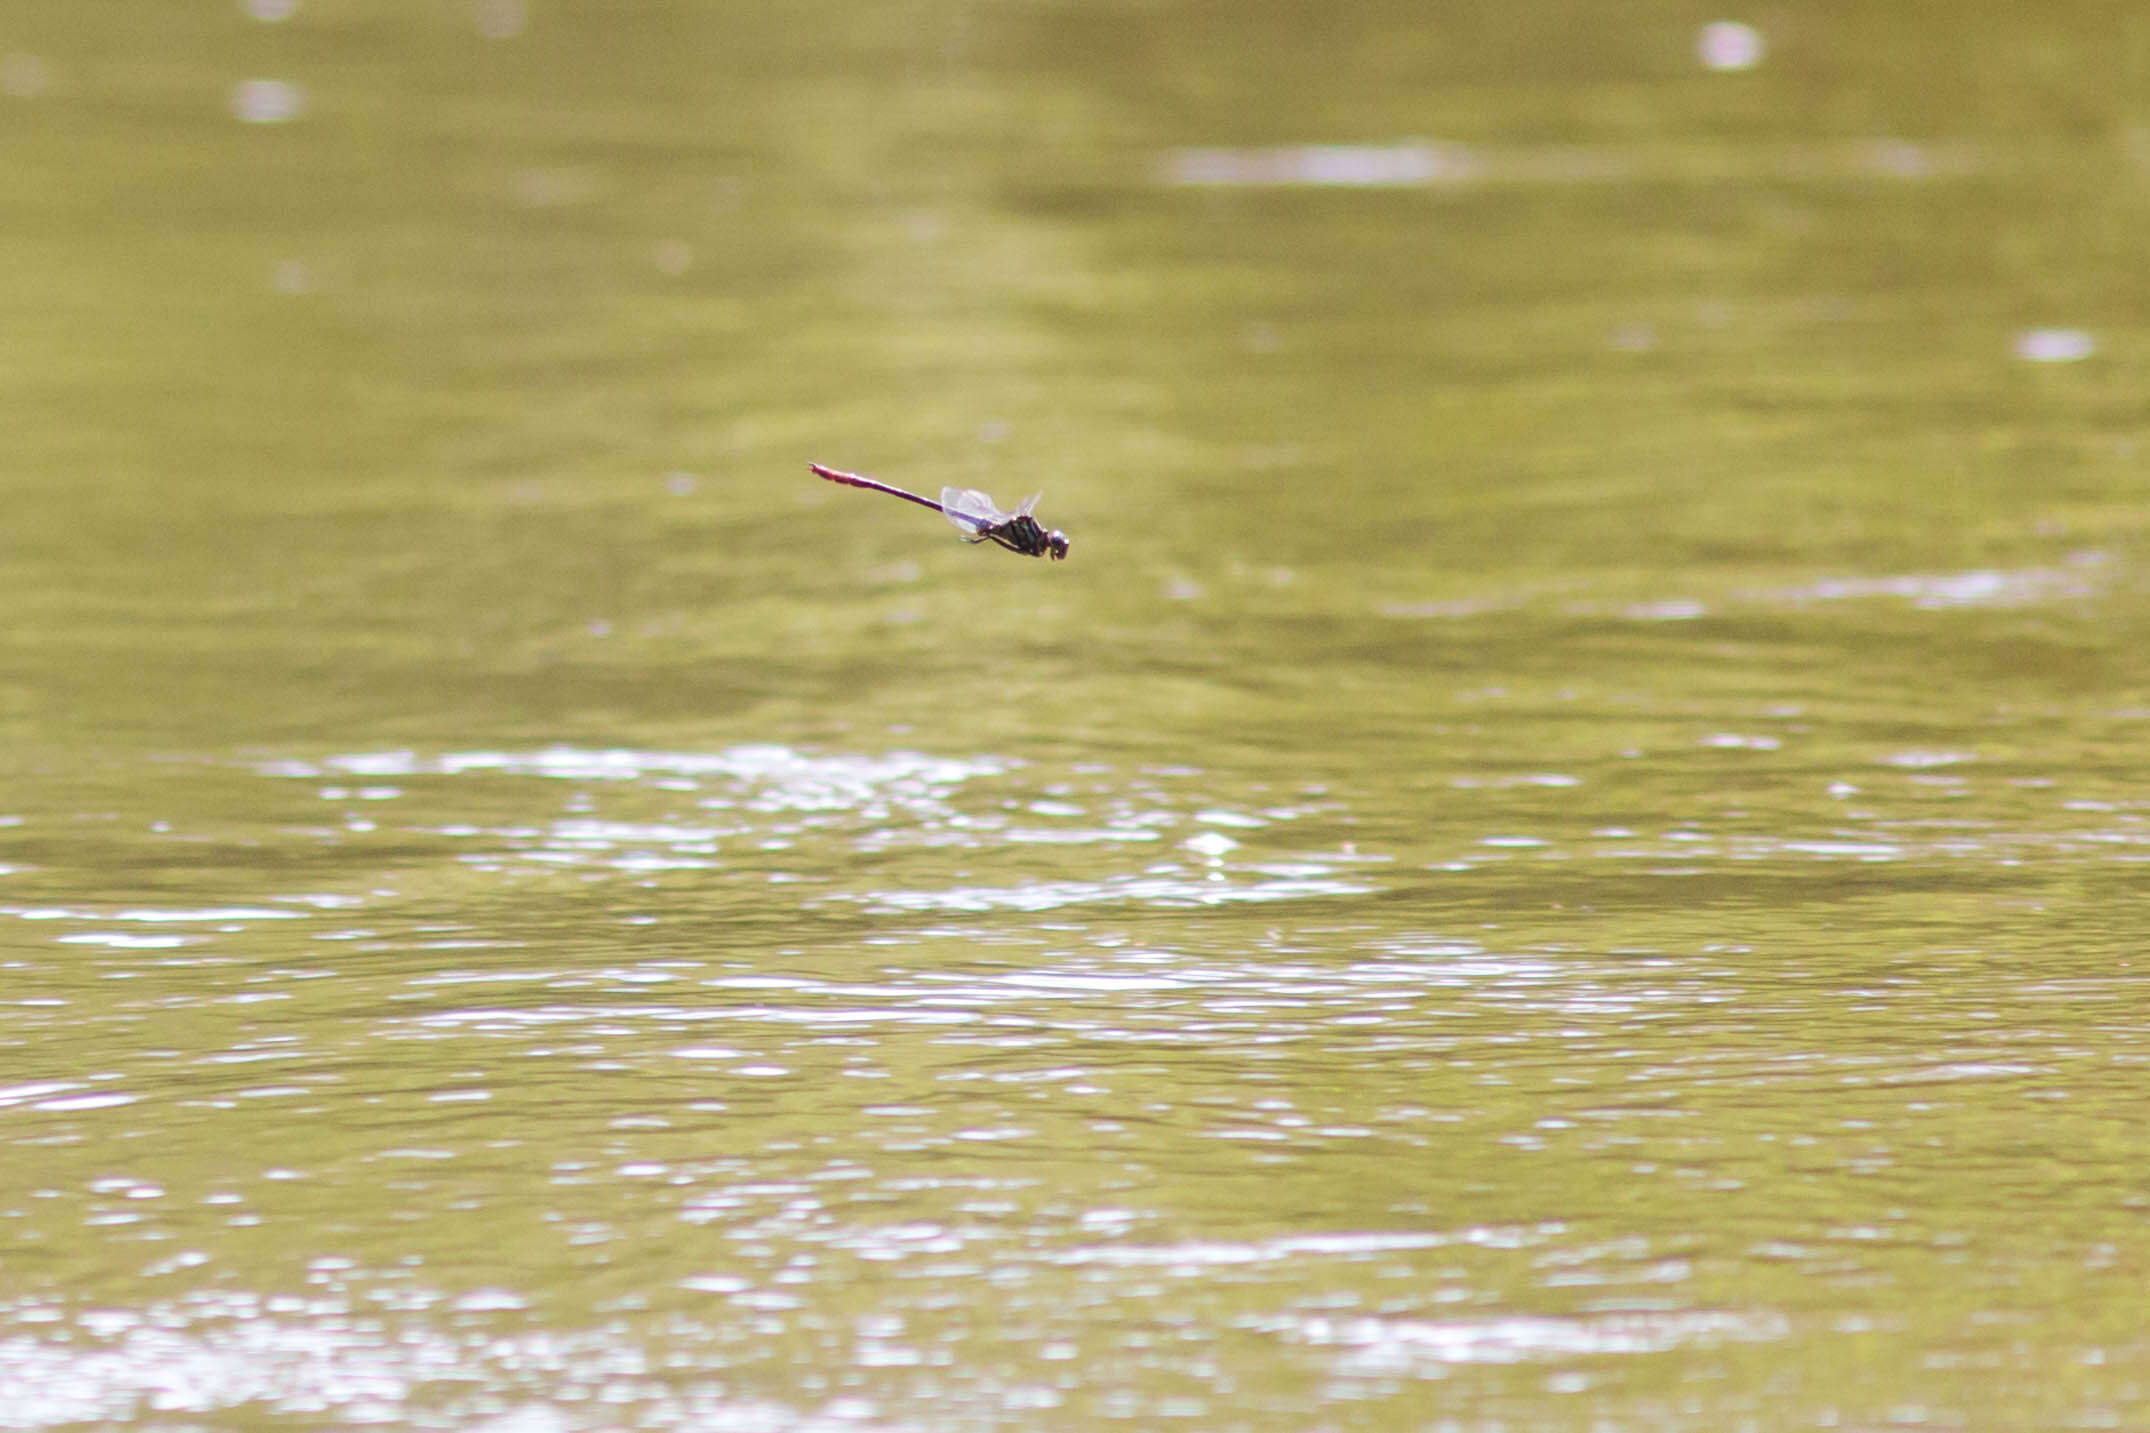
(940, 487), (1005, 533)
(1013, 492), (1041, 517)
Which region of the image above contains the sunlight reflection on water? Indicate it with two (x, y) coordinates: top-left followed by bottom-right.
(1768, 560), (2104, 609)
(248, 745), (1374, 912)
(1282, 1308), (1789, 1370)
(1162, 138), (1979, 188)
(282, 743), (1007, 800)
(0, 1312), (869, 1431)
(1381, 559), (2105, 625)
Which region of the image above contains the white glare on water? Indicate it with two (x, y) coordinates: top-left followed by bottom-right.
(475, 0), (528, 39)
(229, 79), (304, 124)
(2014, 328), (2095, 362)
(1697, 21), (1765, 71)
(0, 52), (51, 97)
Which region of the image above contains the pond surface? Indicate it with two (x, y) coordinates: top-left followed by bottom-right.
(4, 2), (2150, 1428)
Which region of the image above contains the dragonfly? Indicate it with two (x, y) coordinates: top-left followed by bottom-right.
(810, 463), (1069, 560)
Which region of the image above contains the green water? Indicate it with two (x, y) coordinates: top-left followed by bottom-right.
(4, 1), (2150, 1427)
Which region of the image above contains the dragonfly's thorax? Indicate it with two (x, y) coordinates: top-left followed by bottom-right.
(980, 515), (1069, 560)
(1001, 516), (1048, 554)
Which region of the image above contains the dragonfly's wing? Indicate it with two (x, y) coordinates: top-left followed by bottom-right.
(940, 487), (1004, 533)
(1013, 493), (1041, 518)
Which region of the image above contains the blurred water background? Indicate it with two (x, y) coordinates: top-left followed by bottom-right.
(4, 1), (2150, 1427)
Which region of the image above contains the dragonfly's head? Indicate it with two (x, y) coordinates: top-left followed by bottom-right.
(1045, 528), (1069, 561)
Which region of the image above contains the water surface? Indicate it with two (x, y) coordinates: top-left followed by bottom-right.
(3, 1), (2149, 1428)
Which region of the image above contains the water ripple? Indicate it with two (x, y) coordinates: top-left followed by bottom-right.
(1266, 1308), (1789, 1371)
(834, 866), (1378, 914)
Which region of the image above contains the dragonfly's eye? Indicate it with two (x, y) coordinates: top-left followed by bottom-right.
(1048, 530), (1069, 560)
